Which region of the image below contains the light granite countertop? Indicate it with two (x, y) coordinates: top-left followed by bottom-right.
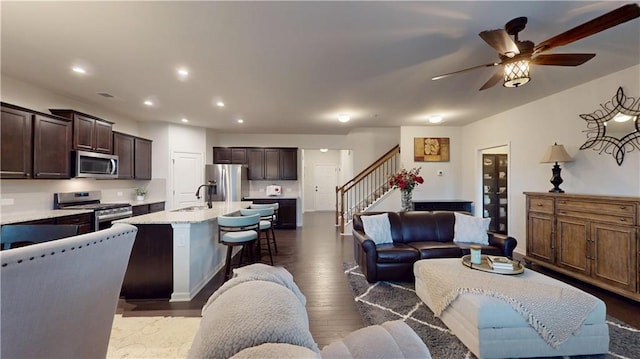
(243, 196), (299, 200)
(113, 201), (253, 225)
(1, 209), (94, 225)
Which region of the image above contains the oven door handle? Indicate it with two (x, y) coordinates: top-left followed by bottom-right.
(97, 211), (132, 221)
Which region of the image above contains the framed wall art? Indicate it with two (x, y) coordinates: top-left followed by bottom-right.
(414, 137), (450, 162)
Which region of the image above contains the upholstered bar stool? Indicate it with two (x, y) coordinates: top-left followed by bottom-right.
(217, 214), (260, 281)
(240, 208), (275, 265)
(249, 203), (279, 253)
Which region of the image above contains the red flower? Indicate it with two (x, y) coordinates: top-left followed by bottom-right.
(388, 167), (423, 191)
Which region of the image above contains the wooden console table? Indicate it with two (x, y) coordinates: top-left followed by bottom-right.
(413, 200), (473, 212)
(524, 192), (639, 302)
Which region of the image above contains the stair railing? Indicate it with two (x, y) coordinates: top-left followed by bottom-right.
(336, 145), (400, 233)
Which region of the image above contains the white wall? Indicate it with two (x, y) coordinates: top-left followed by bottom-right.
(400, 126), (463, 200)
(346, 127), (401, 174)
(460, 64), (640, 255)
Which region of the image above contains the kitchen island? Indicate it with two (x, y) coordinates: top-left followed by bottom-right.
(114, 201), (252, 302)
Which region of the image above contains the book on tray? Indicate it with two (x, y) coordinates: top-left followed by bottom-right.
(487, 255), (514, 270)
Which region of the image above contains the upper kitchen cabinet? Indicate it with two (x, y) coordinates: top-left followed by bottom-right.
(247, 147), (298, 180)
(279, 148), (298, 180)
(1, 103), (33, 179)
(112, 131), (152, 179)
(50, 109), (113, 153)
(213, 147), (247, 164)
(33, 113), (72, 179)
(134, 137), (152, 179)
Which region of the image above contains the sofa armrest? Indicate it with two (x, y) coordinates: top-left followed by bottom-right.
(488, 232), (518, 259)
(353, 229), (378, 282)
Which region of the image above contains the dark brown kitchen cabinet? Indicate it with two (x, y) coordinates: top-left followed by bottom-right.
(50, 109), (113, 154)
(247, 148), (266, 180)
(33, 113), (72, 179)
(279, 148), (298, 180)
(246, 147), (298, 180)
(113, 132), (134, 179)
(134, 137), (152, 179)
(112, 132), (152, 179)
(265, 148), (281, 180)
(57, 213), (93, 234)
(1, 104), (32, 179)
(213, 147), (247, 164)
(132, 201), (165, 217)
(247, 198), (297, 229)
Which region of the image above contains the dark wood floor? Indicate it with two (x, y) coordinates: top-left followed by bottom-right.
(119, 211), (640, 347)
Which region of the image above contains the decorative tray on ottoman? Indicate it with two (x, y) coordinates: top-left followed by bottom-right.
(461, 254), (524, 275)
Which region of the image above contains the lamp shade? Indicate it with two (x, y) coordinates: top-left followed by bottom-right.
(540, 143), (574, 163)
(503, 60), (531, 88)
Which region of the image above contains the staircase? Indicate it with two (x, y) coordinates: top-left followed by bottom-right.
(335, 145), (400, 233)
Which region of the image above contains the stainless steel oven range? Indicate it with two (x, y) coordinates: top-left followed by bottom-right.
(54, 191), (132, 231)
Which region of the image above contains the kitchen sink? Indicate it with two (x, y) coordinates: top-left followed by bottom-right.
(171, 205), (211, 212)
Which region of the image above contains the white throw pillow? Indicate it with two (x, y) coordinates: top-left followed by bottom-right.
(453, 212), (490, 245)
(360, 213), (393, 245)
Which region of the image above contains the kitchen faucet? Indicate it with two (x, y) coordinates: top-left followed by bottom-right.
(195, 180), (217, 208)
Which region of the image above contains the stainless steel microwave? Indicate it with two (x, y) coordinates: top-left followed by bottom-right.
(73, 150), (119, 179)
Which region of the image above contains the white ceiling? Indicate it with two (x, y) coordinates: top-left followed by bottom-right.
(2, 1), (639, 135)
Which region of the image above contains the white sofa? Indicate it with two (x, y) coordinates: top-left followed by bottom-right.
(188, 263), (431, 358)
(1, 223), (138, 359)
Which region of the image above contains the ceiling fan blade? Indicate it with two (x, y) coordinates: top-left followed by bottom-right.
(534, 3), (640, 54)
(479, 70), (503, 91)
(531, 53), (596, 66)
(432, 62), (499, 81)
(479, 29), (520, 56)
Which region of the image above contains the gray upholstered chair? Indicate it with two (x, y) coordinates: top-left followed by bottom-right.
(218, 214), (260, 280)
(240, 207), (275, 265)
(1, 223), (138, 359)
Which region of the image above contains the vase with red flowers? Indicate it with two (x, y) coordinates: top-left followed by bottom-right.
(388, 167), (424, 211)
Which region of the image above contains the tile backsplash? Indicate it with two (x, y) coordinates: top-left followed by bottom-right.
(248, 180), (300, 197)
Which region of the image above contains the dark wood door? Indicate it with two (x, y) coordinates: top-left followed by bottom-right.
(264, 148), (280, 180)
(279, 148), (298, 180)
(247, 148), (265, 180)
(231, 148), (247, 164)
(33, 114), (71, 179)
(73, 114), (96, 151)
(1, 104), (32, 179)
(591, 223), (637, 292)
(113, 132), (134, 179)
(213, 147), (232, 164)
(556, 216), (590, 275)
(94, 120), (113, 153)
(134, 137), (152, 179)
(277, 199), (297, 228)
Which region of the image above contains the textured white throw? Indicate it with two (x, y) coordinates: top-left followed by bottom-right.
(416, 260), (600, 348)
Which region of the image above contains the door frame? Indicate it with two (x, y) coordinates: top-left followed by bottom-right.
(169, 150), (203, 210)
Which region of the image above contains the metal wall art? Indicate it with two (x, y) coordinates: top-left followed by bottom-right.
(414, 137), (450, 162)
(579, 87), (640, 165)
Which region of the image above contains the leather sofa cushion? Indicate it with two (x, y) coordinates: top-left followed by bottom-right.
(398, 212), (455, 243)
(458, 244), (504, 257)
(376, 243), (420, 263)
(408, 242), (463, 259)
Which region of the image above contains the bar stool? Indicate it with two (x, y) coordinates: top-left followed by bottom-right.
(240, 207), (275, 265)
(250, 203), (279, 253)
(217, 214), (260, 281)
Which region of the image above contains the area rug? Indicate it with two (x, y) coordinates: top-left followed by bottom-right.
(107, 314), (200, 358)
(344, 263), (640, 359)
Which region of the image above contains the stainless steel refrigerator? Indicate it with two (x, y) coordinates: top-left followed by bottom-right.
(205, 164), (249, 202)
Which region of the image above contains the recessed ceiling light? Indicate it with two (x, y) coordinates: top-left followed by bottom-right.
(428, 115), (443, 124)
(237, 119), (244, 124)
(144, 100), (154, 106)
(177, 68), (189, 76)
(337, 113), (351, 123)
(216, 101), (225, 108)
(181, 118), (189, 123)
(72, 66), (87, 74)
(320, 148), (329, 153)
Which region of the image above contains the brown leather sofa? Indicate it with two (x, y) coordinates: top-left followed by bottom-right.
(353, 211), (518, 283)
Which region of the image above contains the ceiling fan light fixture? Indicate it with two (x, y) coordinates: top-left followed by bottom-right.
(503, 60), (531, 88)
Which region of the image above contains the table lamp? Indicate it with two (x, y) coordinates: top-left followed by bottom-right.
(540, 143), (574, 193)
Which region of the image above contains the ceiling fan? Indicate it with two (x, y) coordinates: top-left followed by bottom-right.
(432, 3), (640, 90)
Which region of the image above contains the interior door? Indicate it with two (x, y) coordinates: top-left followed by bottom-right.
(172, 151), (202, 209)
(313, 164), (337, 211)
(481, 147), (508, 234)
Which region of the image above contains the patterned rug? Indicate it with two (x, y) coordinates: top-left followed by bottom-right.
(107, 314), (200, 358)
(344, 263), (640, 359)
